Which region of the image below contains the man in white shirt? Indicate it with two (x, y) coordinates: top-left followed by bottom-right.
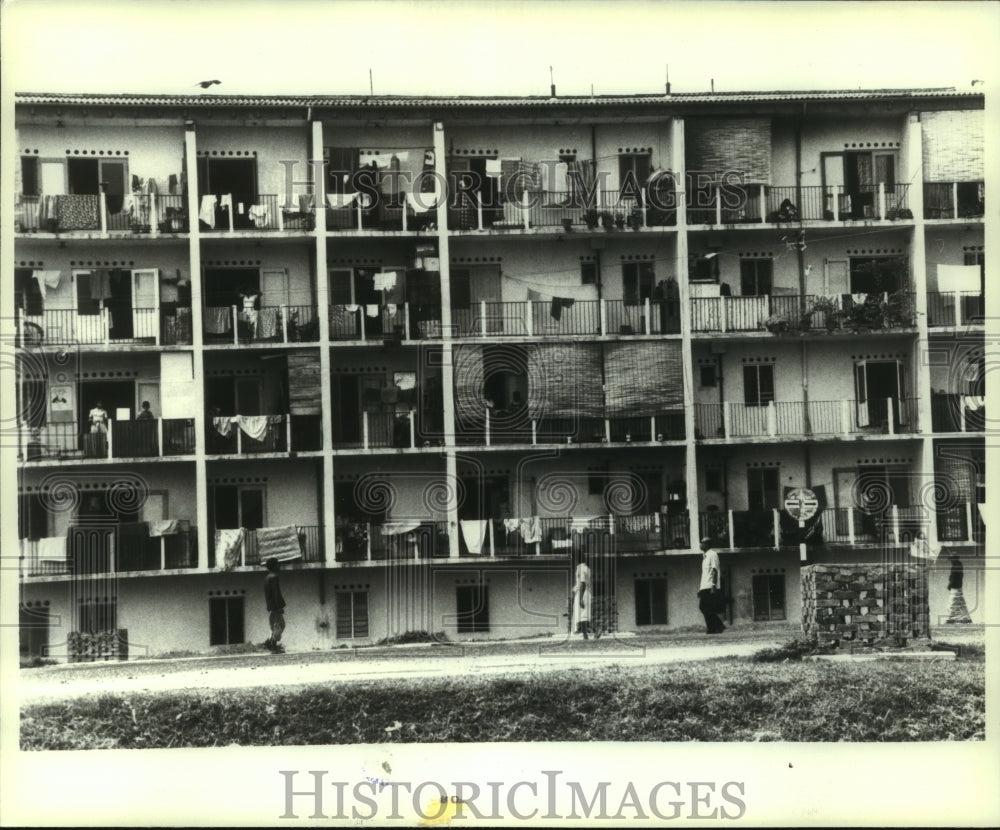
(698, 536), (725, 634)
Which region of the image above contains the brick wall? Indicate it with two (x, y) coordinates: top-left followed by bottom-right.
(801, 563), (929, 647)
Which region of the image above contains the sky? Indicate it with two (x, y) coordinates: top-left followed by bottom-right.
(2, 0), (998, 97)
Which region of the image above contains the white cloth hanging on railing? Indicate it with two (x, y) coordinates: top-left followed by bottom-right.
(248, 204), (269, 226)
(460, 519), (489, 554)
(215, 528), (245, 571)
(962, 395), (985, 411)
(31, 269), (62, 299)
(381, 521), (422, 536)
(237, 415), (269, 442)
(199, 195), (217, 228)
(37, 536), (67, 563)
(519, 516), (541, 544)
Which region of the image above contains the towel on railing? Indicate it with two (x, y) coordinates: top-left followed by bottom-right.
(31, 269), (62, 299)
(326, 193), (358, 209)
(248, 204), (269, 226)
(962, 395), (985, 412)
(257, 307), (279, 339)
(149, 519), (182, 537)
(381, 521), (422, 537)
(366, 304), (379, 318)
(406, 191), (439, 213)
(257, 525), (302, 562)
(205, 306), (232, 334)
(213, 416), (234, 437)
(37, 536), (67, 563)
(215, 528), (245, 570)
(459, 519), (489, 554)
(199, 195), (217, 228)
(237, 415), (269, 442)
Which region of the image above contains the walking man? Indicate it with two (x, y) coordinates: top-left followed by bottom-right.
(698, 537), (725, 634)
(263, 557), (286, 653)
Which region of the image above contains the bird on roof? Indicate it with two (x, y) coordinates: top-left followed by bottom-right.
(195, 80), (222, 89)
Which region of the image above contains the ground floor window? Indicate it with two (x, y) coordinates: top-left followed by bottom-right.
(634, 577), (668, 625)
(209, 596), (245, 645)
(752, 574), (786, 621)
(456, 584), (490, 633)
(20, 602), (51, 660)
(336, 591), (369, 639)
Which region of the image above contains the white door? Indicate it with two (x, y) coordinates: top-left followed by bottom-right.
(40, 161), (66, 195)
(825, 259), (849, 295)
(132, 268), (160, 343)
(854, 360), (869, 428)
(823, 154), (846, 216)
(72, 270), (104, 344)
(262, 268), (289, 307)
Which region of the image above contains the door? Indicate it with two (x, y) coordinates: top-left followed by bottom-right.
(822, 153), (845, 217)
(73, 271), (105, 343)
(131, 269), (160, 343)
(854, 360), (868, 427)
(262, 269), (289, 309)
(99, 159), (127, 214)
(234, 378), (262, 416)
(40, 161), (66, 195)
(833, 468), (857, 537)
(825, 259), (849, 295)
(106, 269), (135, 341)
(334, 375), (362, 443)
(864, 360), (901, 430)
(136, 381), (161, 419)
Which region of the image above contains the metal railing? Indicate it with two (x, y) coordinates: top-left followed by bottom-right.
(936, 503), (985, 544)
(696, 398), (918, 439)
(456, 410), (684, 446)
(203, 305), (321, 344)
(923, 181), (985, 219)
(14, 307), (185, 346)
(931, 393), (986, 433)
(927, 291), (984, 327)
(205, 415), (323, 454)
(21, 528), (198, 577)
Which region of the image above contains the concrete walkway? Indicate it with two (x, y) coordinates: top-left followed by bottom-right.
(19, 632), (787, 703)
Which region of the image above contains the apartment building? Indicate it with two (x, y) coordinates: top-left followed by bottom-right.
(12, 88), (986, 660)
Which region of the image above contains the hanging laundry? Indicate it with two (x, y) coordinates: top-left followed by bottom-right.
(570, 516), (596, 533)
(553, 161), (570, 193)
(215, 528), (246, 571)
(527, 288), (544, 302)
(256, 526), (302, 561)
(485, 158), (502, 177)
(37, 536), (67, 563)
(520, 516), (541, 544)
(219, 194), (233, 213)
(236, 415), (269, 442)
(381, 521), (422, 536)
(257, 307), (279, 339)
(550, 296), (575, 321)
(205, 306), (232, 334)
(213, 416), (234, 437)
(365, 304), (379, 318)
(386, 303), (398, 316)
(374, 271), (398, 292)
(147, 178), (159, 195)
(90, 269), (113, 300)
(460, 519), (489, 555)
(199, 195), (217, 228)
(149, 519), (182, 537)
(406, 191), (437, 213)
(248, 204), (269, 227)
(345, 303), (360, 313)
(31, 269), (61, 299)
(168, 174), (178, 194)
(326, 192), (358, 209)
(131, 175), (141, 191)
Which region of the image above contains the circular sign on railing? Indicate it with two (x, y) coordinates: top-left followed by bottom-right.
(784, 487), (820, 521)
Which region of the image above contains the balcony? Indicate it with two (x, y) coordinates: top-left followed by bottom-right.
(15, 193), (192, 235)
(923, 182), (985, 220)
(206, 414), (322, 455)
(197, 194), (315, 232)
(695, 398), (919, 441)
(20, 526), (197, 577)
(325, 193), (436, 233)
(451, 299), (681, 339)
(334, 520), (449, 562)
(687, 183), (912, 225)
(208, 525), (324, 568)
(15, 308), (192, 347)
(690, 292), (917, 335)
(20, 419), (196, 461)
(328, 303), (440, 341)
(936, 503), (985, 544)
(456, 410), (685, 447)
(331, 410), (429, 450)
(927, 291), (984, 328)
(203, 304), (320, 344)
(930, 393), (985, 433)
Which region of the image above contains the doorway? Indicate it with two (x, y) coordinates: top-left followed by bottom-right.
(855, 359), (904, 430)
(197, 157), (258, 229)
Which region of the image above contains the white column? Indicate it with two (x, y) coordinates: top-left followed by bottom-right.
(644, 297), (651, 334)
(484, 408), (491, 447)
(409, 410), (416, 448)
(404, 301), (411, 340)
(877, 182), (886, 220)
(841, 399), (851, 435)
(722, 402), (731, 438)
(727, 509), (735, 550)
(887, 398), (895, 435)
(766, 401), (777, 437)
(480, 300), (487, 336)
(965, 502), (974, 542)
(891, 504), (900, 543)
(847, 507), (856, 544)
(362, 410), (369, 449)
(106, 419), (114, 458)
(151, 193), (158, 236)
(231, 306), (238, 345)
(99, 193), (108, 235)
(280, 304), (288, 344)
(772, 509), (781, 550)
(599, 298), (607, 336)
(227, 194), (234, 232)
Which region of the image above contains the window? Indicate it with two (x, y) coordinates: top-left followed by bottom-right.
(622, 262), (655, 305)
(21, 157), (39, 196)
(690, 255), (720, 281)
(742, 364), (774, 406)
(739, 259), (773, 296)
(618, 152), (651, 198)
(14, 268), (44, 316)
(456, 584), (490, 633)
(634, 578), (668, 625)
(752, 574), (786, 621)
(336, 591), (369, 639)
(78, 598), (117, 634)
(747, 467), (780, 511)
(849, 256), (906, 293)
(857, 465), (911, 510)
(588, 465), (609, 496)
(209, 596), (245, 645)
(699, 365), (717, 388)
(75, 273), (101, 316)
(20, 603), (51, 661)
(581, 261), (597, 285)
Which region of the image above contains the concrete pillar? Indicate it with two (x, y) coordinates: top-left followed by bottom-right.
(184, 125), (210, 570)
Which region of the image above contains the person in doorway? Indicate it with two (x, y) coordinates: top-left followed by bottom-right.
(136, 400), (155, 420)
(698, 536), (726, 634)
(571, 560), (593, 639)
(262, 557), (286, 653)
(89, 400), (108, 434)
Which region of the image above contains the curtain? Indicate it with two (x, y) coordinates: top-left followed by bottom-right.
(603, 342), (683, 416)
(526, 343), (603, 419)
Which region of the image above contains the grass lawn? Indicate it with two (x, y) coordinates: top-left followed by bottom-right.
(21, 654), (984, 748)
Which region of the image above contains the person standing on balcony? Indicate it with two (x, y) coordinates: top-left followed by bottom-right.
(136, 401), (154, 420)
(262, 557), (286, 653)
(89, 400), (108, 433)
(698, 537), (726, 634)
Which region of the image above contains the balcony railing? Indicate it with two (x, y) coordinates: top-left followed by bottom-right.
(450, 298), (680, 339)
(931, 393), (986, 433)
(690, 292), (916, 334)
(923, 181), (985, 219)
(327, 302), (439, 341)
(15, 308), (190, 346)
(208, 525), (324, 568)
(456, 409), (685, 446)
(936, 503), (985, 544)
(324, 191), (437, 232)
(688, 183), (912, 225)
(695, 398), (918, 439)
(21, 527), (197, 577)
(206, 414), (322, 454)
(15, 193), (195, 235)
(20, 418), (196, 461)
(203, 305), (320, 344)
(331, 410), (423, 450)
(927, 291), (984, 327)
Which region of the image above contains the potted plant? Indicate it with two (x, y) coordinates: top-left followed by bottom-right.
(885, 289), (916, 327)
(583, 209), (599, 230)
(810, 297), (844, 332)
(629, 208), (643, 230)
(763, 313), (792, 335)
(614, 213), (626, 230)
(561, 217), (574, 232)
(600, 211), (615, 230)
